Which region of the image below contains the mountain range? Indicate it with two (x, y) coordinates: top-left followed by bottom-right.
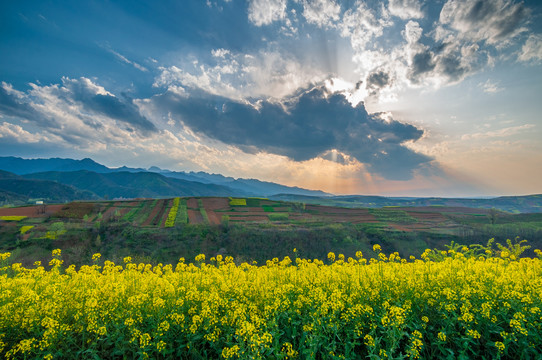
(1, 156), (541, 213)
(0, 156), (329, 203)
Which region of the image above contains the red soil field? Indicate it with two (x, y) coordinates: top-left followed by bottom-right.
(0, 204), (64, 218)
(200, 198), (230, 225)
(187, 209), (203, 224)
(186, 198), (199, 209)
(200, 197), (229, 211)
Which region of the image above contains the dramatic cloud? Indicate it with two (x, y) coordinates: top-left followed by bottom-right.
(152, 84), (431, 180)
(154, 49), (325, 100)
(0, 78), (156, 134)
(0, 78), (157, 149)
(61, 78), (156, 133)
(0, 82), (43, 121)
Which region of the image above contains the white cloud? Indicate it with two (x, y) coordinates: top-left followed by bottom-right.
(154, 49), (325, 100)
(479, 79), (503, 93)
(106, 48), (148, 72)
(461, 124), (535, 140)
(518, 34), (542, 63)
(340, 1), (392, 52)
(438, 0), (528, 45)
(0, 78), (158, 150)
(248, 0), (288, 26)
(403, 20), (423, 44)
(301, 0), (341, 28)
(211, 48), (230, 58)
(388, 0), (424, 20)
(0, 122), (46, 143)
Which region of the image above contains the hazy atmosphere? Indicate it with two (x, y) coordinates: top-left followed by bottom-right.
(1, 0), (542, 197)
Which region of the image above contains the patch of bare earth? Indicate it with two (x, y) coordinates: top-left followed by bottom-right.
(187, 209), (203, 224)
(201, 198), (229, 225)
(186, 198), (199, 209)
(0, 204), (64, 218)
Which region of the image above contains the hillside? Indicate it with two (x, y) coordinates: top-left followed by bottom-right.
(270, 193), (542, 213)
(21, 170), (241, 199)
(1, 156), (329, 197)
(0, 170), (98, 204)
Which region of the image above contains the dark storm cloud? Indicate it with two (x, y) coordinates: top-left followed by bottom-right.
(63, 79), (157, 133)
(154, 85), (432, 180)
(410, 51), (435, 79)
(366, 71), (390, 88)
(439, 54), (468, 81)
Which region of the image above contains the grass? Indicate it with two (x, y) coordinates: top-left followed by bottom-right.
(268, 213), (289, 221)
(176, 199), (188, 225)
(369, 208), (418, 224)
(198, 199), (209, 224)
(122, 202), (146, 222)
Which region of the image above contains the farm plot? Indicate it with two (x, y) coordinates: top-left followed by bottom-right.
(305, 205), (378, 224)
(200, 197), (229, 225)
(141, 199), (168, 226)
(0, 204), (64, 218)
(175, 199), (188, 225)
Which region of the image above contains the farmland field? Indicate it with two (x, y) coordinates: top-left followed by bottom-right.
(1, 197), (542, 266)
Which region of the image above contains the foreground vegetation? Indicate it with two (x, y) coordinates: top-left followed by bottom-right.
(1, 240), (541, 359)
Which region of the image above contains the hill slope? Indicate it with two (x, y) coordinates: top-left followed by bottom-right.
(22, 170), (242, 198)
(270, 194), (542, 213)
(0, 170), (98, 204)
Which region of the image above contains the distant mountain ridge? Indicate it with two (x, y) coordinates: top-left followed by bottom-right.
(0, 170), (98, 204)
(270, 194), (542, 213)
(22, 170), (238, 199)
(2, 156), (541, 213)
(0, 156), (330, 198)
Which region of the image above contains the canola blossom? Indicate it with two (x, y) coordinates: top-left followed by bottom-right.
(0, 216), (27, 221)
(1, 248), (541, 359)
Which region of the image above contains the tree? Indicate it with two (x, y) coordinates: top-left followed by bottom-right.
(488, 208), (498, 225)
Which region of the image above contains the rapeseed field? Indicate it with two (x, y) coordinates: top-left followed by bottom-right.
(0, 242), (541, 359)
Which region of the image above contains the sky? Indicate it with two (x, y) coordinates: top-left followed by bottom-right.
(1, 0), (542, 197)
